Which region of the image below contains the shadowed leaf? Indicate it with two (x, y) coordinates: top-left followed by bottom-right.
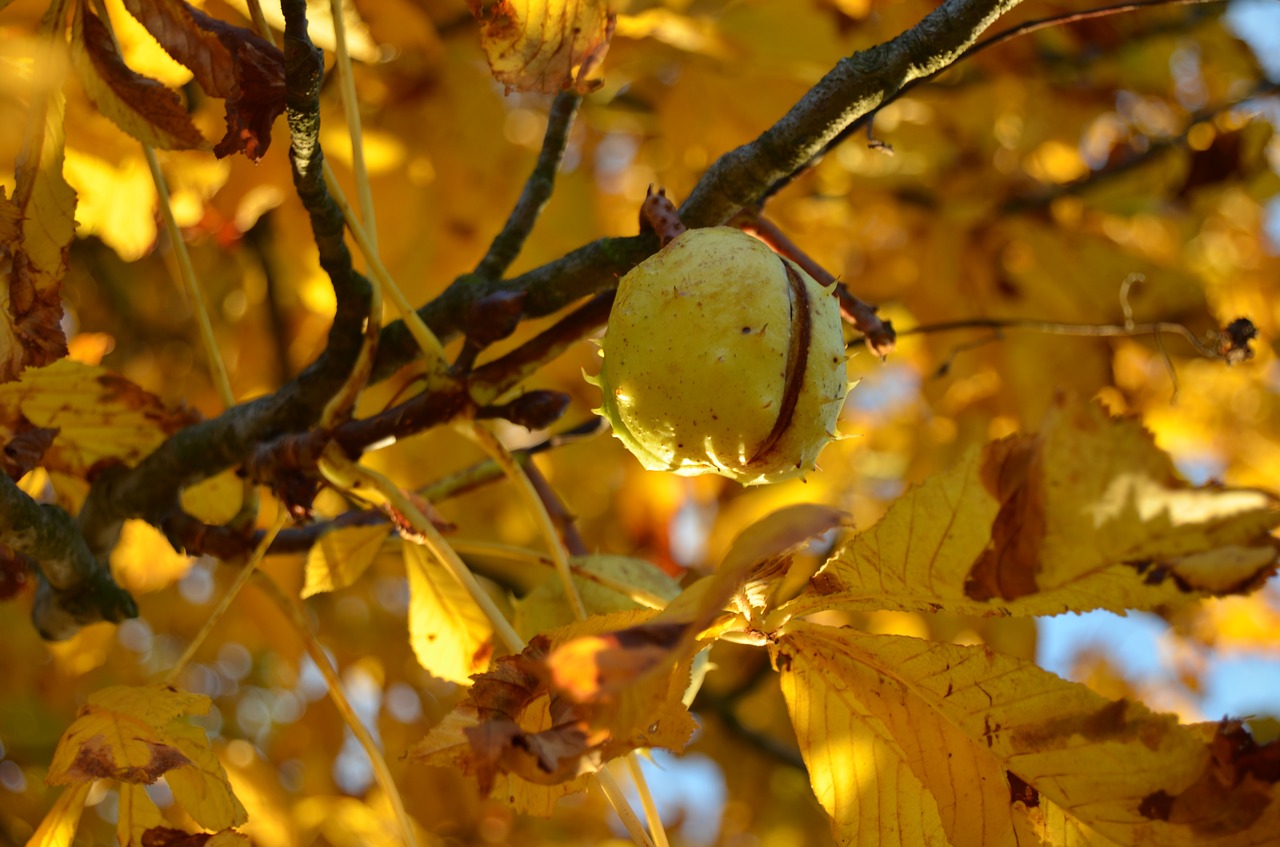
(121, 0), (285, 160)
(70, 4), (207, 150)
(468, 0), (615, 93)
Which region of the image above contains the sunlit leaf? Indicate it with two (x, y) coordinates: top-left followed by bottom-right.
(785, 399), (1279, 620)
(512, 553), (681, 639)
(24, 782), (91, 847)
(111, 518), (194, 594)
(45, 685), (246, 832)
(163, 722), (249, 831)
(179, 469), (245, 526)
(47, 686), (203, 785)
(302, 522), (389, 598)
(404, 542), (494, 684)
(468, 0), (614, 94)
(120, 0), (286, 160)
(773, 622), (1280, 846)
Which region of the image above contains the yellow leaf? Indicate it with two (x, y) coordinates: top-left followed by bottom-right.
(111, 518), (194, 594)
(469, 0), (614, 94)
(23, 782), (91, 847)
(302, 523), (390, 598)
(0, 359), (200, 478)
(512, 553), (681, 639)
(163, 723), (248, 831)
(85, 683), (209, 729)
(1, 41), (74, 382)
(70, 3), (207, 150)
(785, 399), (1279, 620)
(613, 9), (732, 58)
(180, 469), (246, 525)
(1010, 791), (1119, 847)
(62, 147), (156, 261)
(117, 783), (163, 847)
(668, 503), (849, 630)
(772, 622), (1280, 846)
(404, 542), (494, 684)
(47, 709), (194, 786)
(46, 685), (248, 832)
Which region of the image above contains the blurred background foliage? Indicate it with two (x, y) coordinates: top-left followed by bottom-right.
(1, 0), (1279, 844)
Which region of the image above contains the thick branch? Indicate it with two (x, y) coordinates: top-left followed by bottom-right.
(1, 475), (135, 639)
(680, 0), (1025, 227)
(372, 235), (652, 382)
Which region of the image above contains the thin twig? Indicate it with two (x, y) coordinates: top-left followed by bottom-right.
(329, 0), (377, 252)
(739, 214), (895, 357)
(164, 511), (287, 686)
(523, 461), (588, 557)
(763, 0), (1230, 203)
(476, 91), (582, 281)
(893, 316), (1222, 359)
(465, 422), (587, 620)
(681, 0), (1026, 227)
(254, 571), (421, 847)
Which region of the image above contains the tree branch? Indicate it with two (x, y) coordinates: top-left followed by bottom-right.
(763, 0), (1228, 202)
(680, 0), (1026, 227)
(76, 0), (372, 560)
(16, 0), (1041, 637)
(475, 91), (582, 281)
(2, 474), (135, 639)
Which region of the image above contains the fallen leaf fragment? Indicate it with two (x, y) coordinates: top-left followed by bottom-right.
(121, 0), (286, 160)
(70, 3), (207, 150)
(468, 0), (615, 94)
(411, 639), (599, 799)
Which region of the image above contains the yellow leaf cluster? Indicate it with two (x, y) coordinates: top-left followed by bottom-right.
(40, 685), (247, 846)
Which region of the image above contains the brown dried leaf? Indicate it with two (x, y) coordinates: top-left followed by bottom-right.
(70, 4), (207, 150)
(1138, 720), (1280, 838)
(1, 421), (57, 480)
(467, 0), (615, 94)
(412, 640), (600, 798)
(412, 614), (696, 812)
(121, 0), (285, 161)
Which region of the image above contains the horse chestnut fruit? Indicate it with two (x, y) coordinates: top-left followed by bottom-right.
(588, 227), (849, 484)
